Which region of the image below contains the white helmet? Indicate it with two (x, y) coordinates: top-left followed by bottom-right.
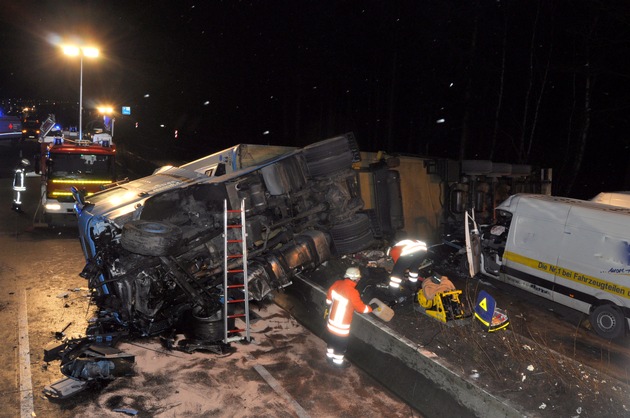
(345, 267), (361, 281)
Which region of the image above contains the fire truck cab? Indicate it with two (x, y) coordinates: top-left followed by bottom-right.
(40, 130), (116, 226)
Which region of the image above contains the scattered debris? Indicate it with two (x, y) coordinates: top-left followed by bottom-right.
(43, 334), (134, 399)
(113, 408), (138, 416)
(54, 322), (72, 340)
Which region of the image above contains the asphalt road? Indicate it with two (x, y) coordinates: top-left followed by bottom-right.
(0, 144), (421, 418)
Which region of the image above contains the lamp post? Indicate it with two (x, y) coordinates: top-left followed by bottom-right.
(62, 45), (99, 141)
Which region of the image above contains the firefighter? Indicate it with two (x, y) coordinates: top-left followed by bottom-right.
(12, 158), (30, 213)
(325, 267), (375, 368)
(387, 239), (428, 290)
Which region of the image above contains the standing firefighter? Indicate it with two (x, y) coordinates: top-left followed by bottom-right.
(12, 158), (30, 213)
(388, 239), (428, 289)
(325, 267), (375, 368)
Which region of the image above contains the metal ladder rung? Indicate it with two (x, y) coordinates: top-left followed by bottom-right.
(224, 199), (251, 344)
(227, 284), (244, 289)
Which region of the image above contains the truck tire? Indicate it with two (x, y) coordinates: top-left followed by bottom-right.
(590, 304), (625, 339)
(121, 220), (183, 256)
(330, 213), (371, 241)
(306, 152), (354, 177)
(303, 135), (351, 161)
(331, 214), (374, 254)
(303, 135), (354, 177)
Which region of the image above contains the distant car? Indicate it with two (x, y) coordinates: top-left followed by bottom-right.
(21, 119), (41, 141)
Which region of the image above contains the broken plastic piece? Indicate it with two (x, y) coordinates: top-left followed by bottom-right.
(43, 377), (88, 399)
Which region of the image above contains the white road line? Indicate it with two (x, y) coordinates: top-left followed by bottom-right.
(252, 364), (310, 418)
(18, 289), (34, 418)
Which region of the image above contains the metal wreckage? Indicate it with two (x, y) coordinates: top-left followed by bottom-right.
(44, 133), (391, 398)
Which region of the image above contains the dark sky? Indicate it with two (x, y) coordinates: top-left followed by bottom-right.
(2, 1), (630, 199)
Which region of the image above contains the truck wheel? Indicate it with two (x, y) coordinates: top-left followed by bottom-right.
(330, 213), (371, 241)
(303, 135), (354, 177)
(331, 214), (374, 255)
(306, 152), (354, 177)
(121, 220), (183, 256)
(589, 304), (626, 339)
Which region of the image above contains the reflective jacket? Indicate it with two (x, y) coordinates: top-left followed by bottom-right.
(326, 278), (372, 337)
(388, 239), (427, 263)
(388, 239), (428, 288)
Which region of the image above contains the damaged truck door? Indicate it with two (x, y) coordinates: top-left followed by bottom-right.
(73, 134), (376, 339)
(469, 194), (630, 340)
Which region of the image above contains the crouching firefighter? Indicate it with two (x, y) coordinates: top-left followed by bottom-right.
(325, 267), (375, 368)
(387, 239), (428, 290)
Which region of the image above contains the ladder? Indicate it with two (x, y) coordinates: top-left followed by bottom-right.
(223, 199), (251, 343)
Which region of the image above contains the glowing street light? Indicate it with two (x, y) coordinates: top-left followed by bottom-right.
(62, 45), (99, 141)
(97, 106), (115, 138)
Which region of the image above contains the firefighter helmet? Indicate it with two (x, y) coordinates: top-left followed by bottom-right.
(345, 267), (361, 281)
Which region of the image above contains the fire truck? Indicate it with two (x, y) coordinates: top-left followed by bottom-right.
(38, 116), (117, 226)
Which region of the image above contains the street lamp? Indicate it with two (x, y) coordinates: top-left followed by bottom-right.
(62, 45), (99, 141)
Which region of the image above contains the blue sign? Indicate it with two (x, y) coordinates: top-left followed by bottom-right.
(122, 106), (131, 115)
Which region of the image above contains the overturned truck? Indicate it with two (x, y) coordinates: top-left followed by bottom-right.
(73, 134), (379, 339)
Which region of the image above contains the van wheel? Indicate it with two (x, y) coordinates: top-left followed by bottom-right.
(121, 220), (183, 256)
(589, 304), (625, 339)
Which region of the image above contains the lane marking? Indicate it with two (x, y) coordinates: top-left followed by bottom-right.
(252, 363), (310, 418)
(18, 289), (34, 418)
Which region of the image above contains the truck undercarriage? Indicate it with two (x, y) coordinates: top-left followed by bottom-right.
(76, 134), (377, 339)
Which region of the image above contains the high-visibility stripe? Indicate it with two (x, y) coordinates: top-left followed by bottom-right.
(503, 251), (630, 301)
(327, 323), (350, 336)
(328, 289), (351, 336)
(396, 239), (427, 257)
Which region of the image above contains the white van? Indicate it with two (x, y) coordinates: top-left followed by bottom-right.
(469, 194), (630, 339)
